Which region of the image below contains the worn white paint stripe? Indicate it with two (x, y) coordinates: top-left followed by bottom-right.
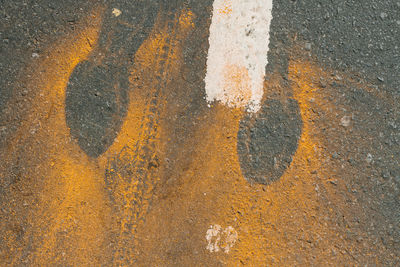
(205, 0), (273, 112)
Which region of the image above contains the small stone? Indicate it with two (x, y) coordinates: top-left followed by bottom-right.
(334, 75), (342, 81)
(329, 180), (338, 185)
(366, 153), (373, 163)
(332, 152), (339, 159)
(380, 12), (387, 19)
(340, 116), (351, 127)
(32, 53), (39, 58)
(305, 43), (312, 51)
(381, 171), (390, 180)
(112, 8), (122, 17)
(377, 76), (384, 82)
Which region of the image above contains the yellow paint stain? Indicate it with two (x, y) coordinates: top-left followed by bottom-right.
(224, 61), (326, 265)
(2, 6), (386, 265)
(2, 8), (196, 266)
(179, 9), (195, 29)
(97, 9), (195, 265)
(100, 10), (195, 162)
(222, 64), (252, 108)
(218, 0), (233, 15)
(131, 104), (244, 266)
(2, 9), (110, 266)
(222, 61), (349, 265)
(29, 14), (109, 266)
(98, 10), (195, 161)
(131, 58), (353, 265)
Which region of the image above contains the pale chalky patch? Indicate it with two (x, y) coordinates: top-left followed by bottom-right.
(205, 0), (273, 112)
(206, 225), (238, 253)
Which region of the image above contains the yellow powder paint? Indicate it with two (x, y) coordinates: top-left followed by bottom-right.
(223, 60), (349, 265)
(222, 64), (252, 108)
(31, 17), (107, 267)
(179, 10), (195, 29)
(2, 6), (386, 265)
(2, 9), (108, 266)
(97, 9), (196, 265)
(131, 57), (355, 265)
(98, 10), (195, 160)
(3, 8), (196, 266)
(225, 61), (326, 265)
(218, 0), (233, 15)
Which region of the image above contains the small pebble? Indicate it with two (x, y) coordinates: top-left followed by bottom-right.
(381, 171), (390, 180)
(305, 43), (311, 51)
(366, 153), (373, 164)
(335, 75), (342, 81)
(340, 116), (351, 127)
(32, 53), (39, 58)
(112, 8), (122, 17)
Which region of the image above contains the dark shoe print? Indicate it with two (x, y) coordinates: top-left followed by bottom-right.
(65, 1), (161, 158)
(237, 98), (302, 185)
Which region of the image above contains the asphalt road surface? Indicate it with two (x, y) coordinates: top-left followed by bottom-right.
(1, 0), (399, 266)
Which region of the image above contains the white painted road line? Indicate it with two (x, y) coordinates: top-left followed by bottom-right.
(205, 0), (273, 112)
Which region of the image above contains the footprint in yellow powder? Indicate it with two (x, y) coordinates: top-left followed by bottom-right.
(66, 2), (161, 158)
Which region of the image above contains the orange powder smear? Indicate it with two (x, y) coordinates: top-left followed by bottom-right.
(31, 15), (108, 266)
(1, 6), (370, 265)
(97, 9), (196, 265)
(224, 61), (340, 265)
(133, 59), (344, 265)
(179, 10), (195, 29)
(99, 9), (195, 160)
(222, 64), (252, 108)
(221, 61), (325, 265)
(218, 0), (233, 15)
(3, 9), (109, 266)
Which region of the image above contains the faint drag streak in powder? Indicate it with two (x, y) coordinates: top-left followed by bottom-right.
(205, 0), (273, 112)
